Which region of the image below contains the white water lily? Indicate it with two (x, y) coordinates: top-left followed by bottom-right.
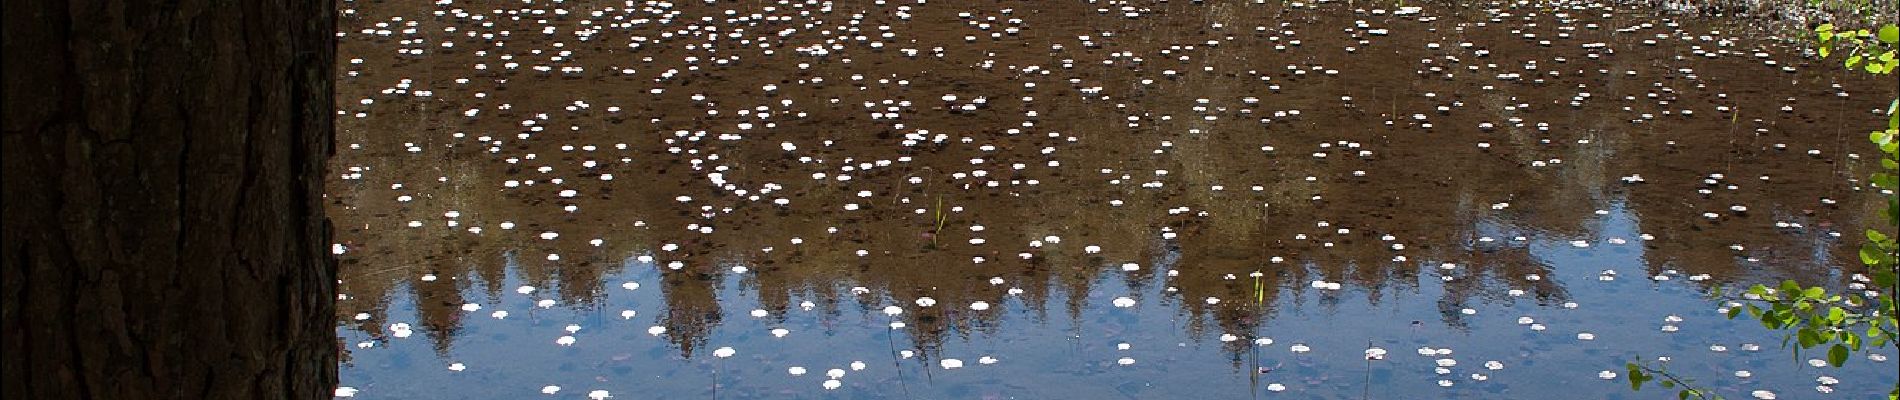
(1365, 347), (1387, 360)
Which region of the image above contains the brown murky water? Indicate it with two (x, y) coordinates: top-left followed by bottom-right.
(329, 0), (1896, 398)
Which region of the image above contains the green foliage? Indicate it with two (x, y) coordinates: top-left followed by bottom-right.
(1625, 360), (1723, 400)
(1628, 21), (1900, 400)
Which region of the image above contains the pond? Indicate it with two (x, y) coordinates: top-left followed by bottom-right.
(328, 0), (1897, 398)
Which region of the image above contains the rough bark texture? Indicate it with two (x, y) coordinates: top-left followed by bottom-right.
(1, 0), (337, 398)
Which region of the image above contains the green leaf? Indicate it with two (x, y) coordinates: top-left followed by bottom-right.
(1879, 25), (1898, 44)
(1848, 55), (1865, 69)
(1828, 307), (1846, 323)
(1803, 286), (1826, 299)
(1828, 343), (1848, 367)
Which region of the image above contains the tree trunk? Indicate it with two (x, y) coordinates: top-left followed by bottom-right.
(1, 0), (337, 398)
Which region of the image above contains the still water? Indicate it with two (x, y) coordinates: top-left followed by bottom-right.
(329, 0), (1897, 398)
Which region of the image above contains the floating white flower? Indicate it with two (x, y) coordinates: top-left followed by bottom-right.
(1365, 347), (1387, 360)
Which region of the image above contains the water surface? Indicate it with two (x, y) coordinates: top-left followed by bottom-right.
(329, 0), (1898, 398)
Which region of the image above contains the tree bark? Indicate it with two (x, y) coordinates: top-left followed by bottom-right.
(2, 0), (337, 399)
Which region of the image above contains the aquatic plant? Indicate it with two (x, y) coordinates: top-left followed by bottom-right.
(1628, 20), (1900, 400)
